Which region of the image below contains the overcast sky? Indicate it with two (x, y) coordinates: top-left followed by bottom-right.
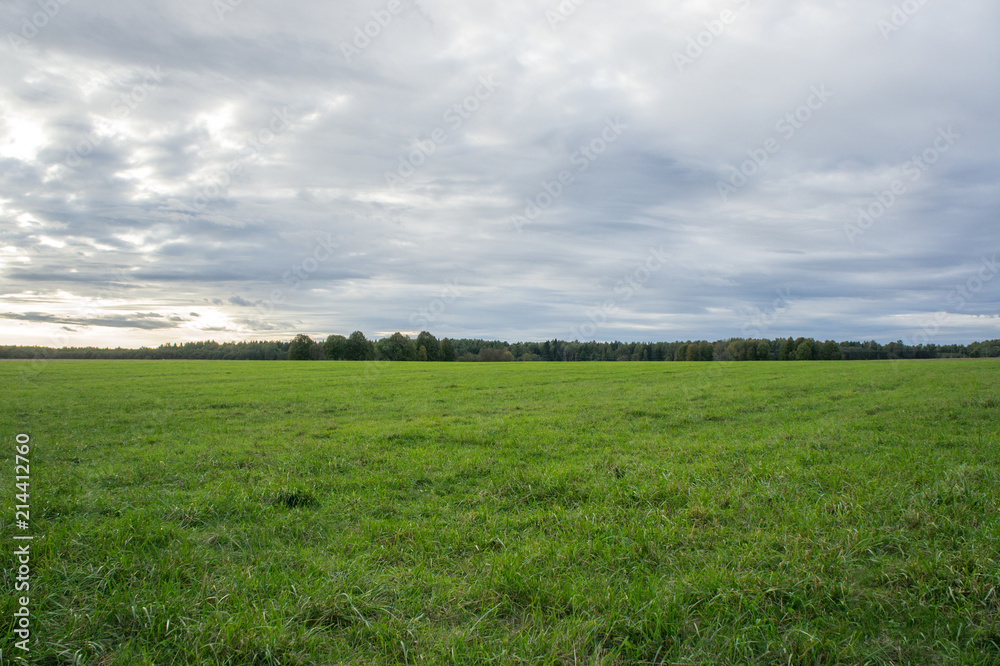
(1, 0), (998, 347)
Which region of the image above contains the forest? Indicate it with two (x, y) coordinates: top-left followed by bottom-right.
(2, 332), (998, 362)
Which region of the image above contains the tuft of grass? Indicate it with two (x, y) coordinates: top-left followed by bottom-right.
(273, 490), (319, 509)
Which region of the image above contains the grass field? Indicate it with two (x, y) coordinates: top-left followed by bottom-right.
(2, 359), (999, 664)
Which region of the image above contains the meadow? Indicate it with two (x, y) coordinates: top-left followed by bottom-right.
(1, 359), (998, 664)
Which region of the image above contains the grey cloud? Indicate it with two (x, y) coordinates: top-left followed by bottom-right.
(0, 312), (181, 330)
(0, 0), (997, 346)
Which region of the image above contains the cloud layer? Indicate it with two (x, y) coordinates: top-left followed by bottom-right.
(1, 0), (998, 346)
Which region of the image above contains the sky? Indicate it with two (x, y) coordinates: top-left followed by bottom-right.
(1, 0), (998, 347)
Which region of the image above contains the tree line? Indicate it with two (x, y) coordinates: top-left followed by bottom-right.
(4, 333), (998, 362)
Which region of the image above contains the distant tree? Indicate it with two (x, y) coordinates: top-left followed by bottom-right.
(819, 340), (841, 360)
(478, 347), (514, 362)
(757, 340), (772, 360)
(415, 331), (440, 361)
(345, 331), (375, 361)
(439, 338), (456, 361)
(682, 341), (713, 361)
(323, 334), (348, 360)
(884, 340), (905, 359)
(417, 345), (428, 361)
(779, 338), (795, 360)
(288, 334), (314, 361)
(795, 340), (814, 361)
(675, 343), (688, 361)
(376, 332), (416, 361)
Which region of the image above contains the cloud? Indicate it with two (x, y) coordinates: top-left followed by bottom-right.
(0, 0), (998, 346)
(0, 311), (181, 330)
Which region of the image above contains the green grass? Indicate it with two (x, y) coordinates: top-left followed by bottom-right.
(1, 360), (999, 664)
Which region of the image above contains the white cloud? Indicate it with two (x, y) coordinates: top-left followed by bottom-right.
(0, 111), (47, 161)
